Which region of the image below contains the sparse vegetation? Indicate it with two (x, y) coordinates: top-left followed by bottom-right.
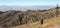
(0, 7), (60, 28)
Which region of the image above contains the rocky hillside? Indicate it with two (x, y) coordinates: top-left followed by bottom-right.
(11, 14), (60, 28)
(0, 7), (60, 28)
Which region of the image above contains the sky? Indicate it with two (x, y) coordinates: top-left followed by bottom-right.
(0, 0), (60, 6)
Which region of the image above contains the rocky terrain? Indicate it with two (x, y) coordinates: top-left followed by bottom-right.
(0, 7), (60, 28)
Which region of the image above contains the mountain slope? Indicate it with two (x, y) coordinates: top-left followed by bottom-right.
(0, 7), (60, 28)
(11, 15), (60, 28)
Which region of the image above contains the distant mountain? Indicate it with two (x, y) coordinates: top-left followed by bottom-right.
(0, 5), (55, 11)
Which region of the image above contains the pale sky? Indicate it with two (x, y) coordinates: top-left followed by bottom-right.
(0, 0), (60, 6)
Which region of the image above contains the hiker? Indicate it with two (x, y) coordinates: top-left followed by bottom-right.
(19, 15), (23, 25)
(40, 17), (44, 25)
